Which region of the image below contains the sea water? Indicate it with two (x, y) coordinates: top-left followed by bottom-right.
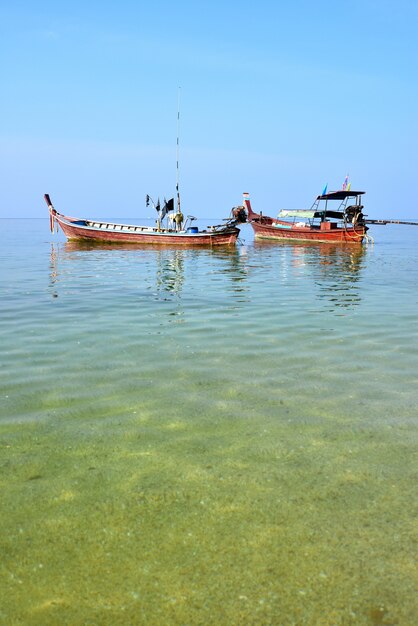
(0, 219), (417, 625)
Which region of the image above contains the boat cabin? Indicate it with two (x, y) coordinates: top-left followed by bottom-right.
(278, 190), (366, 230)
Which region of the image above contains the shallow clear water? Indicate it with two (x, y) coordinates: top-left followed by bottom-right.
(1, 219), (417, 625)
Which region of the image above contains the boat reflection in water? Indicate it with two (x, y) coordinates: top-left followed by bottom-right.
(49, 238), (364, 315)
(254, 239), (367, 312)
(152, 248), (184, 297)
(48, 241), (249, 306)
(48, 242), (189, 300)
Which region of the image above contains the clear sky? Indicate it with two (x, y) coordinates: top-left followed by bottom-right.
(0, 0), (417, 219)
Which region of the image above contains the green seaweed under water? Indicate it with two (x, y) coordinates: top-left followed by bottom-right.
(1, 222), (417, 625)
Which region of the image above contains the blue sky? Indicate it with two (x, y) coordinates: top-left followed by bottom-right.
(0, 0), (417, 219)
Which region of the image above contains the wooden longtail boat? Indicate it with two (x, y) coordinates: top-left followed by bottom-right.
(45, 93), (247, 246)
(45, 194), (242, 246)
(243, 190), (369, 244)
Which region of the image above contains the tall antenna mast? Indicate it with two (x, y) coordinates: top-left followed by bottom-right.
(176, 87), (181, 213)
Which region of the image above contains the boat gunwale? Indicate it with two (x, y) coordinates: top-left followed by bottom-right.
(55, 213), (239, 238)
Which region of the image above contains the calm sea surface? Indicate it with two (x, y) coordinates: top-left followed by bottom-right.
(1, 218), (417, 625)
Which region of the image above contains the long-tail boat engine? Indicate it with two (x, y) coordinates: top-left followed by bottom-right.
(345, 204), (366, 227)
(230, 205), (247, 223)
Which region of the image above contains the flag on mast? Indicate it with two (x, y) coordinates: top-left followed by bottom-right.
(161, 198), (174, 220)
(342, 175), (349, 190)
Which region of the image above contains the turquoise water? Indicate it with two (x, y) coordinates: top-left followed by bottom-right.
(1, 219), (417, 625)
